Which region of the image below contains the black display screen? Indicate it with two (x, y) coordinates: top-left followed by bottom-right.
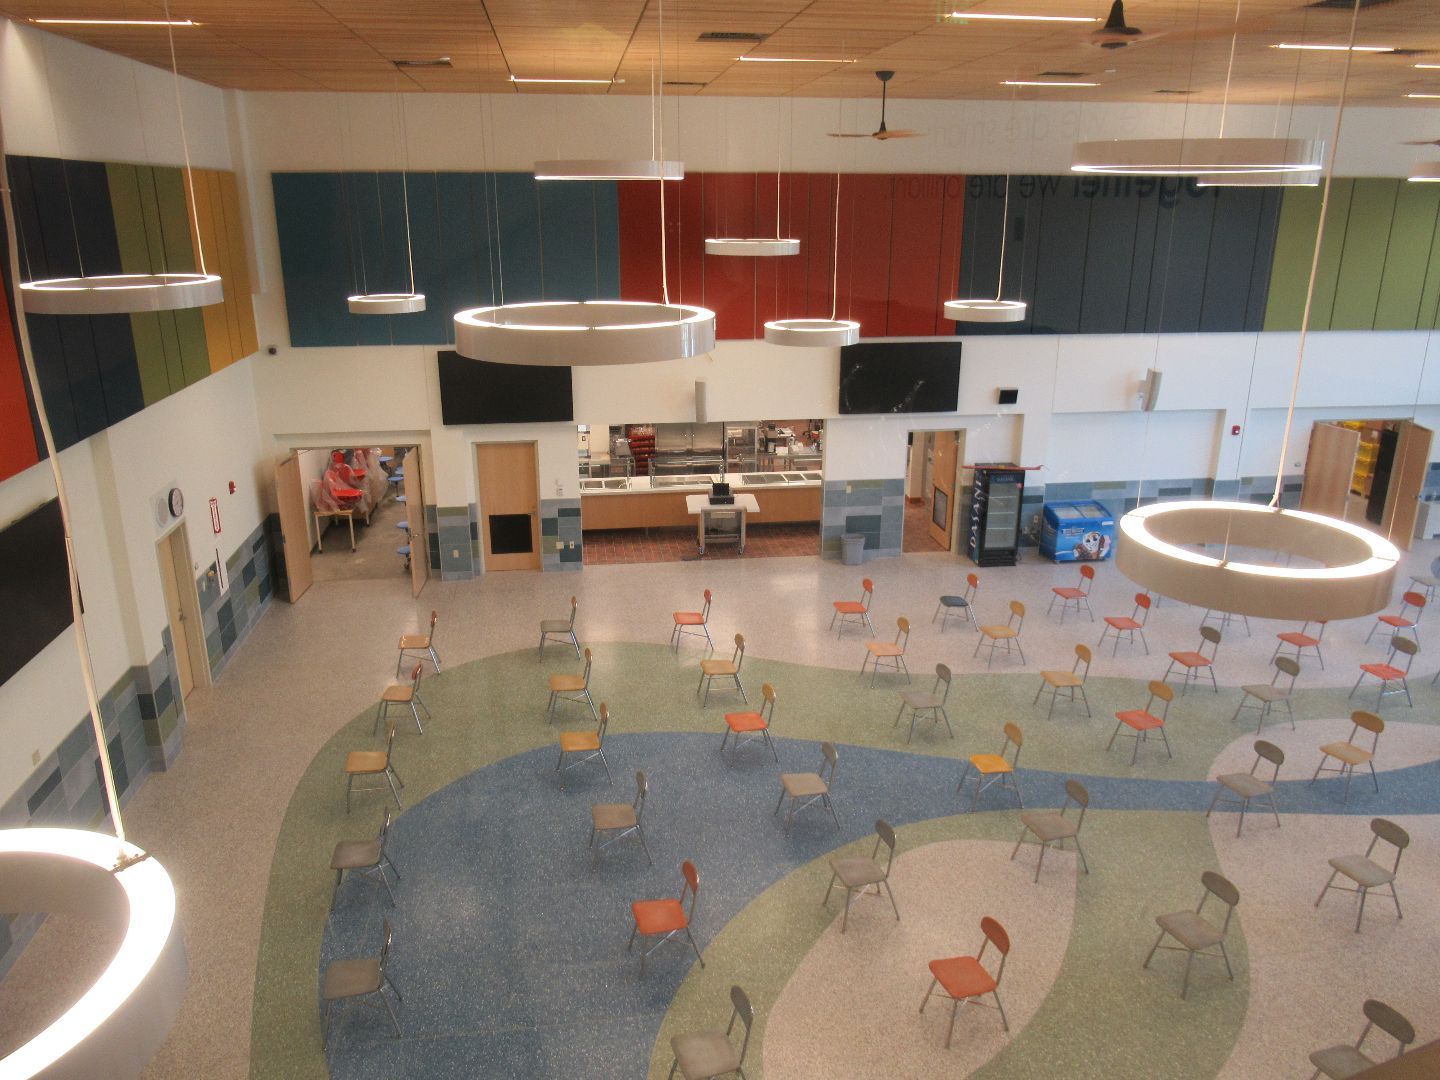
(0, 499), (73, 688)
(437, 350), (574, 425)
(838, 341), (962, 415)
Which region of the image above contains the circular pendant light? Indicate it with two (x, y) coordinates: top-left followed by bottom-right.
(944, 298), (1027, 324)
(534, 160), (684, 181)
(20, 272), (222, 315)
(1070, 137), (1323, 176)
(1116, 501), (1398, 621)
(1408, 162), (1440, 183)
(705, 238), (800, 256)
(763, 318), (860, 347)
(347, 292), (427, 315)
(454, 300), (716, 365)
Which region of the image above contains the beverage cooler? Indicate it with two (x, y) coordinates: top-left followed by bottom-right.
(967, 465), (1026, 567)
(1039, 500), (1116, 563)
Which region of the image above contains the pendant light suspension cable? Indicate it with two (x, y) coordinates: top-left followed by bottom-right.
(163, 0), (206, 277)
(658, 0), (670, 305)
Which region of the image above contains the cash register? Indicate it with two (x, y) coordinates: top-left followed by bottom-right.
(710, 481), (735, 506)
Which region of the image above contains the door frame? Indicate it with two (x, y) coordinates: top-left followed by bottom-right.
(155, 521), (211, 693)
(474, 440), (543, 572)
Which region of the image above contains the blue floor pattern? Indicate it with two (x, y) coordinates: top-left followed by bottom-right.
(320, 730), (1440, 1077)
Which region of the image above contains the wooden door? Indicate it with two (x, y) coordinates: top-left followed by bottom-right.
(274, 454), (313, 602)
(927, 431), (962, 551)
(475, 442), (542, 571)
(1300, 422), (1359, 519)
(156, 529), (194, 698)
(402, 448), (429, 595)
(1381, 421), (1433, 550)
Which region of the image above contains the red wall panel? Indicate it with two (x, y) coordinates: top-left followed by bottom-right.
(0, 267), (42, 484)
(837, 174), (893, 337)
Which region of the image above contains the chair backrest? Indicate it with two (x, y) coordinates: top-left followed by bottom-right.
(1078, 564), (1095, 589)
(428, 609), (439, 634)
(894, 617), (910, 648)
(1388, 635), (1418, 667)
(1002, 721), (1024, 762)
(860, 579), (874, 609)
(1400, 590), (1426, 613)
(596, 703), (610, 741)
(382, 717), (398, 755)
(1361, 999), (1416, 1055)
(1063, 779), (1089, 830)
(700, 590), (712, 620)
(727, 986), (755, 1066)
(1147, 679), (1175, 717)
(1134, 592), (1152, 617)
(633, 771), (648, 816)
(680, 859), (701, 917)
(580, 648), (593, 684)
(819, 741), (839, 783)
(409, 662), (423, 690)
(1074, 643), (1092, 677)
(565, 595), (578, 629)
(934, 663), (952, 700)
(1199, 625), (1222, 654)
(1253, 740), (1284, 779)
(758, 682), (777, 725)
(1009, 599), (1026, 624)
(1199, 871), (1240, 931)
(733, 633), (746, 668)
(1351, 710), (1384, 751)
(1368, 818), (1410, 873)
(873, 819), (897, 876)
(978, 916), (1011, 986)
(1273, 655), (1301, 684)
(966, 573), (980, 598)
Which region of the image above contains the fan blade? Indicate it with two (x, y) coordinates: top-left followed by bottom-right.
(828, 132), (875, 139)
(1402, 139), (1440, 146)
(874, 130), (924, 140)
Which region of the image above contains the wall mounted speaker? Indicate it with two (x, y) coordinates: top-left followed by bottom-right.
(694, 379), (707, 423)
(997, 388), (1019, 405)
(1141, 368), (1163, 412)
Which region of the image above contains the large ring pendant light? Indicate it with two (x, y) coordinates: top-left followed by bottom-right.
(705, 238), (800, 256)
(347, 292), (426, 315)
(944, 298), (1027, 323)
(454, 300), (715, 365)
(1070, 137), (1323, 177)
(20, 272), (222, 315)
(763, 318), (860, 347)
(534, 160), (684, 181)
(1117, 502), (1398, 620)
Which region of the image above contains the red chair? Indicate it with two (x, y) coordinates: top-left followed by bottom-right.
(831, 578), (875, 638)
(1273, 620), (1326, 670)
(671, 589), (714, 652)
(629, 861), (704, 974)
(1164, 626), (1221, 694)
(1109, 680), (1174, 765)
(1350, 636), (1417, 709)
(1366, 592), (1424, 646)
(920, 917), (1011, 1048)
(1049, 564), (1095, 623)
(721, 682), (777, 763)
(1098, 592), (1151, 656)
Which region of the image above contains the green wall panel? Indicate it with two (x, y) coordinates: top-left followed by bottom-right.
(1376, 182), (1440, 330)
(107, 163), (174, 406)
(1263, 184), (1324, 331)
(1330, 179), (1398, 330)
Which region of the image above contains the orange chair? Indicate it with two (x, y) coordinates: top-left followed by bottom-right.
(1273, 619), (1327, 670)
(957, 723), (1024, 811)
(556, 703), (613, 790)
(831, 578), (876, 638)
(396, 609), (441, 676)
(920, 917), (1011, 1048)
(629, 860), (704, 974)
(1350, 636), (1416, 709)
(1098, 592), (1151, 656)
(1366, 592), (1424, 646)
(974, 601), (1027, 668)
(1049, 564), (1095, 623)
(860, 617), (911, 687)
(1108, 680), (1174, 765)
(721, 682), (778, 764)
(375, 662), (429, 735)
(1034, 644), (1092, 720)
(671, 589), (714, 652)
(1164, 626), (1221, 694)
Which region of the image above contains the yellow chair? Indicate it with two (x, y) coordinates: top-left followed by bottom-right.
(974, 601), (1026, 668)
(345, 718), (403, 813)
(776, 742), (840, 832)
(957, 722), (1024, 812)
(1310, 711), (1383, 803)
(557, 703), (613, 790)
(548, 647), (597, 722)
(699, 634), (747, 706)
(395, 609), (441, 676)
(1034, 644), (1092, 720)
(375, 662), (429, 735)
(860, 616), (911, 687)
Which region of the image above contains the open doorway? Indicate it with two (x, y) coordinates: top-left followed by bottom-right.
(1302, 419), (1433, 549)
(155, 523), (208, 698)
(904, 430), (964, 554)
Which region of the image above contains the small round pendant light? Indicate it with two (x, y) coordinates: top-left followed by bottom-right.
(707, 99), (800, 257)
(944, 173), (1026, 324)
(766, 171), (859, 348)
(347, 90), (426, 316)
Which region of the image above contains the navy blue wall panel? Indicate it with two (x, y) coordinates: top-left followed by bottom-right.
(338, 174), (392, 347)
(1199, 187), (1263, 333)
(274, 172), (351, 347)
(391, 171), (444, 346)
(1078, 186), (1138, 334)
(1030, 181), (1090, 335)
(1243, 188), (1283, 332)
(1146, 181), (1216, 333)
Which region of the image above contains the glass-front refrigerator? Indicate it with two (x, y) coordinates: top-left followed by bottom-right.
(967, 465), (1025, 566)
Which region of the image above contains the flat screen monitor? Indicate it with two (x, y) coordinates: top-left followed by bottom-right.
(437, 350), (574, 425)
(838, 341), (962, 415)
(0, 499), (73, 688)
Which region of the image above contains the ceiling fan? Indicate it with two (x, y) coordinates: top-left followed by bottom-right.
(1403, 139), (1440, 147)
(828, 70), (923, 141)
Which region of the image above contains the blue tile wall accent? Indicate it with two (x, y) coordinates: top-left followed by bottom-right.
(820, 478), (904, 560)
(541, 498), (583, 573)
(198, 519), (275, 681)
(435, 504), (476, 581)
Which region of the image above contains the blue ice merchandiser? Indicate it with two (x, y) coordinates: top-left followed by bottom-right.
(1039, 500), (1116, 563)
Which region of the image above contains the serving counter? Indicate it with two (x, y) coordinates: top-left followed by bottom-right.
(579, 471), (822, 531)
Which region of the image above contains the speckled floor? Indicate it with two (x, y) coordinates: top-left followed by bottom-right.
(4, 544), (1440, 1080)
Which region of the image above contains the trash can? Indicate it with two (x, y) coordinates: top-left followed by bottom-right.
(841, 533), (866, 566)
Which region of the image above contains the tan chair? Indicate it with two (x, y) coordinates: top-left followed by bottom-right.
(934, 573), (979, 633)
(1099, 592), (1151, 656)
(1233, 655), (1299, 734)
(1308, 999), (1415, 1079)
(1011, 779), (1089, 882)
(920, 917), (1010, 1048)
(721, 682), (777, 763)
(1350, 635), (1416, 708)
(1274, 619), (1326, 669)
(1315, 817), (1408, 933)
(699, 634), (747, 706)
(1108, 680), (1174, 765)
(396, 609), (441, 677)
(823, 819), (899, 933)
(557, 702), (613, 790)
(974, 601), (1027, 668)
(1206, 741), (1283, 838)
(320, 919), (402, 1048)
(345, 718), (404, 813)
(375, 662), (429, 735)
(629, 860), (704, 974)
(539, 595), (581, 658)
(776, 741), (840, 832)
(330, 808), (400, 910)
(1311, 711), (1383, 803)
(896, 664), (954, 743)
(831, 578), (875, 637)
(668, 985), (754, 1080)
(548, 647), (597, 722)
(671, 589), (714, 652)
(1143, 870), (1240, 1000)
(1049, 563), (1095, 623)
(591, 770), (652, 870)
(957, 722), (1024, 811)
(861, 616), (911, 687)
(1164, 626), (1221, 694)
(1034, 644), (1092, 720)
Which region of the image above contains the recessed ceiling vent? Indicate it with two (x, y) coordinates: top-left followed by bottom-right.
(1154, 88), (1195, 94)
(1307, 0), (1396, 9)
(394, 57), (452, 68)
(1038, 71), (1087, 77)
(664, 81), (708, 88)
(698, 31), (767, 42)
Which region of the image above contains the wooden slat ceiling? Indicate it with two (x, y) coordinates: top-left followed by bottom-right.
(1, 0), (1439, 105)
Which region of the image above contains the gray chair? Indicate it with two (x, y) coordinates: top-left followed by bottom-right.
(556, 702), (612, 789)
(591, 770), (652, 870)
(1033, 644), (1092, 720)
(396, 609), (441, 676)
(896, 664), (953, 743)
(1011, 779), (1089, 882)
(823, 819), (900, 933)
(320, 919), (402, 1048)
(934, 573), (979, 632)
(1315, 817), (1408, 932)
(699, 634), (747, 706)
(330, 808), (400, 910)
(776, 742), (840, 832)
(547, 647), (597, 722)
(1233, 656), (1299, 734)
(668, 985), (754, 1080)
(1309, 999), (1415, 1079)
(539, 595), (581, 658)
(1143, 870), (1240, 999)
(1207, 741), (1283, 838)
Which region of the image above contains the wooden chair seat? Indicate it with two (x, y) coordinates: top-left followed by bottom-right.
(345, 750), (389, 775)
(865, 641), (904, 657)
(1240, 683), (1287, 702)
(398, 632), (430, 649)
(701, 659), (737, 675)
(1041, 670), (1082, 688)
(550, 674), (586, 692)
(559, 731), (601, 753)
(980, 625), (1017, 640)
(1116, 708), (1163, 732)
(591, 803), (636, 831)
(1320, 741), (1373, 766)
(780, 772), (828, 798)
(381, 684), (414, 703)
(968, 753), (1012, 775)
(1168, 650), (1211, 668)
